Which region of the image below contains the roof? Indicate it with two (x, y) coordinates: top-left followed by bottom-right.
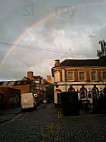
(22, 76), (31, 81)
(22, 76), (37, 81)
(0, 80), (30, 86)
(60, 59), (106, 67)
(34, 76), (42, 79)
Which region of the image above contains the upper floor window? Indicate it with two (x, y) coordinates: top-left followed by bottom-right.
(91, 71), (97, 81)
(67, 71), (74, 81)
(102, 71), (106, 81)
(78, 71), (85, 81)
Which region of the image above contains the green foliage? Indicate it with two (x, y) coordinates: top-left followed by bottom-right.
(97, 50), (103, 58)
(99, 56), (106, 66)
(97, 40), (106, 58)
(46, 84), (54, 103)
(97, 40), (106, 66)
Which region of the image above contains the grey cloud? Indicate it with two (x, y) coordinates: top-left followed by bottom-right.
(0, 0), (106, 80)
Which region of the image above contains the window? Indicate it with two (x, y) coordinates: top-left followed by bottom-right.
(102, 71), (106, 81)
(2, 82), (8, 86)
(91, 71), (97, 81)
(92, 86), (99, 99)
(35, 80), (39, 83)
(68, 86), (75, 92)
(80, 87), (87, 99)
(8, 81), (15, 86)
(67, 71), (74, 81)
(17, 81), (21, 85)
(79, 71), (85, 81)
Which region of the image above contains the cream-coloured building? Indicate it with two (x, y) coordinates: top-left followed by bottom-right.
(51, 59), (106, 105)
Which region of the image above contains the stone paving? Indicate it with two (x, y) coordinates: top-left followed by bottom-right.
(0, 103), (106, 142)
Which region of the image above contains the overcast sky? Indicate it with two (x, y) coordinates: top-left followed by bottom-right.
(0, 0), (106, 81)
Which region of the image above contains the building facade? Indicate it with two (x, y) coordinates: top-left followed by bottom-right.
(0, 71), (49, 107)
(22, 71), (47, 103)
(0, 87), (20, 108)
(0, 80), (31, 94)
(0, 90), (3, 109)
(47, 75), (52, 83)
(52, 59), (106, 105)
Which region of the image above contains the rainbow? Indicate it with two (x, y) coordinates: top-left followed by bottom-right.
(0, 14), (54, 68)
(0, 0), (105, 68)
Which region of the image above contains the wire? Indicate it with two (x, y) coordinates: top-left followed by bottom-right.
(0, 40), (96, 55)
(0, 41), (29, 48)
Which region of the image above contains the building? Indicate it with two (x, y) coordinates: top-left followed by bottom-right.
(0, 71), (51, 105)
(51, 59), (106, 105)
(0, 79), (32, 108)
(0, 90), (3, 109)
(47, 75), (52, 83)
(22, 71), (47, 103)
(0, 87), (20, 108)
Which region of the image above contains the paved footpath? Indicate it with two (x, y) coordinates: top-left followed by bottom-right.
(0, 103), (106, 142)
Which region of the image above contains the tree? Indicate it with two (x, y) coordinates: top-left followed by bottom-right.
(97, 40), (106, 66)
(46, 84), (54, 103)
(97, 40), (106, 58)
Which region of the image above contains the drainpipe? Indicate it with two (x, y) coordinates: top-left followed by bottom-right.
(64, 68), (67, 92)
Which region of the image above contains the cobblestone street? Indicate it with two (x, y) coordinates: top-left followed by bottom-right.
(0, 103), (106, 142)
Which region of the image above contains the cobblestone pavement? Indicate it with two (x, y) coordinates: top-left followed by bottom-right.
(0, 103), (106, 142)
(0, 107), (21, 123)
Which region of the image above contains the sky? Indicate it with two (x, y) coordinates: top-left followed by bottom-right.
(0, 0), (106, 81)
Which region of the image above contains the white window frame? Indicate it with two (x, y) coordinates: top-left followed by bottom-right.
(90, 70), (97, 81)
(67, 71), (74, 81)
(102, 71), (106, 81)
(78, 71), (86, 81)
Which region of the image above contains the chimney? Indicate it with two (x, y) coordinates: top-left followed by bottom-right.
(27, 71), (33, 79)
(55, 59), (60, 67)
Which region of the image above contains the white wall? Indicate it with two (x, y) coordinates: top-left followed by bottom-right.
(54, 82), (106, 104)
(54, 71), (60, 82)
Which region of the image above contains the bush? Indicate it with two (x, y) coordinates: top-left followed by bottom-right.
(46, 84), (54, 103)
